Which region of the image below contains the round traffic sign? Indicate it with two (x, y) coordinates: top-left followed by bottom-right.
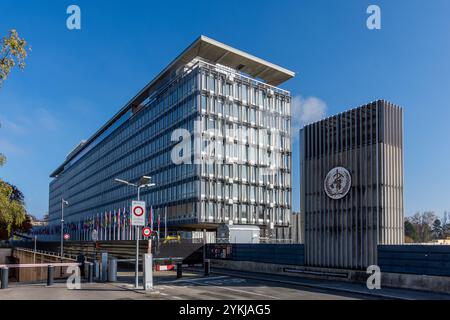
(64, 233), (70, 240)
(142, 227), (152, 237)
(133, 205), (145, 217)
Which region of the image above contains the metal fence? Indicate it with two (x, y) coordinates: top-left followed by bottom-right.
(206, 243), (305, 266)
(378, 245), (450, 277)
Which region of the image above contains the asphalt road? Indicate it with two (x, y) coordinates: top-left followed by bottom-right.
(1, 269), (448, 300)
(0, 270), (370, 300)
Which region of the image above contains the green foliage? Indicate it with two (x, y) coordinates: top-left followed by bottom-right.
(0, 29), (31, 87)
(0, 29), (30, 239)
(405, 220), (418, 242)
(0, 124), (5, 166)
(0, 181), (27, 239)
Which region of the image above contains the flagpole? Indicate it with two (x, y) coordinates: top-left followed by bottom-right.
(129, 210), (132, 240)
(103, 211), (106, 241)
(158, 212), (160, 242)
(108, 211), (109, 241)
(165, 207), (167, 239)
(112, 210), (117, 240)
(117, 209), (120, 241)
(101, 212), (104, 241)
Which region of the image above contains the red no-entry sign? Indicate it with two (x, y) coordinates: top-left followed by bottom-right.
(142, 227), (152, 238)
(131, 201), (146, 226)
(133, 205), (144, 216)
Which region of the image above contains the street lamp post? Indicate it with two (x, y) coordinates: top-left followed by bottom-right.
(115, 176), (155, 289)
(60, 198), (69, 260)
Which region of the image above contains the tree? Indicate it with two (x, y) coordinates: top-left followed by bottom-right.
(0, 29), (30, 239)
(0, 29), (30, 167)
(405, 219), (418, 242)
(0, 181), (27, 240)
(432, 218), (443, 239)
(407, 211), (437, 243)
(12, 214), (33, 235)
(442, 211), (450, 239)
(0, 29), (31, 87)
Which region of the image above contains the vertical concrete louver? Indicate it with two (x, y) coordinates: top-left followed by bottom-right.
(300, 100), (404, 270)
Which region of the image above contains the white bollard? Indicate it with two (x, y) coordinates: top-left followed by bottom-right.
(143, 253), (153, 291)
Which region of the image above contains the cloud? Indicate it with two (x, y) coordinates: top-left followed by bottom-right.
(0, 137), (25, 157)
(0, 108), (61, 159)
(0, 117), (27, 135)
(291, 95), (327, 139)
(35, 108), (61, 131)
(4, 108), (61, 133)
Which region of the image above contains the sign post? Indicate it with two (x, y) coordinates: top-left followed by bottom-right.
(131, 200), (146, 289)
(91, 229), (98, 263)
(142, 226), (153, 291)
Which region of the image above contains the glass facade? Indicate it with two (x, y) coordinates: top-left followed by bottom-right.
(48, 45), (292, 240)
(197, 61), (292, 227)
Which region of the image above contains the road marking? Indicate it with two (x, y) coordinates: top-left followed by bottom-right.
(160, 292), (168, 296)
(172, 296), (182, 300)
(181, 278), (281, 300)
(158, 275), (229, 285)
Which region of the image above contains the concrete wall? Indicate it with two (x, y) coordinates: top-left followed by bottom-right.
(13, 241), (203, 264)
(0, 249), (12, 264)
(206, 244), (305, 266)
(11, 249), (77, 282)
(211, 259), (450, 294)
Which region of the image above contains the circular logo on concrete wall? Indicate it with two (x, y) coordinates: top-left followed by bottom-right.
(324, 167), (351, 200)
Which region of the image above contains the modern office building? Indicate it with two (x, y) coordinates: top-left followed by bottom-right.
(48, 36), (294, 240)
(300, 100), (404, 269)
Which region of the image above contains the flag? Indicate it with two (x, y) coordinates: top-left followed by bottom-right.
(149, 206), (153, 229)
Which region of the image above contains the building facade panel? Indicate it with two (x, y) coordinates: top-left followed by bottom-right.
(300, 100), (404, 269)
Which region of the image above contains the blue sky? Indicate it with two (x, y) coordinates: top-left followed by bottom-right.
(0, 0), (449, 218)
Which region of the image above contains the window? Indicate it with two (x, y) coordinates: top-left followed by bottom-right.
(201, 95), (207, 112)
(242, 85), (248, 102)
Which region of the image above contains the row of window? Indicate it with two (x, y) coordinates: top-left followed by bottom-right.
(200, 201), (290, 225)
(201, 95), (290, 133)
(200, 116), (290, 149)
(200, 163), (290, 187)
(200, 181), (290, 206)
(200, 71), (290, 117)
(200, 138), (290, 168)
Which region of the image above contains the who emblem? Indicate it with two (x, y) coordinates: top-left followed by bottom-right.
(324, 167), (351, 200)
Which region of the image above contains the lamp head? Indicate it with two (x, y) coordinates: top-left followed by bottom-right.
(138, 176), (152, 186)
